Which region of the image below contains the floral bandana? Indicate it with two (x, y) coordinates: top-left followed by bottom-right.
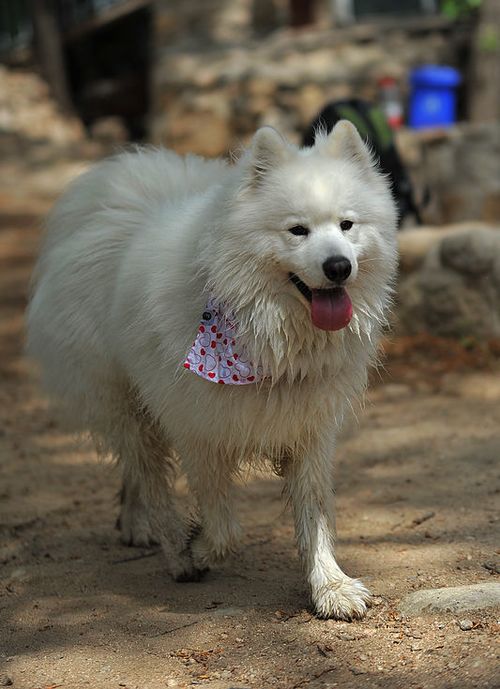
(183, 297), (265, 385)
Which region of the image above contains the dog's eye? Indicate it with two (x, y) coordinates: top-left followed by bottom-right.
(288, 225), (310, 237)
(340, 220), (353, 232)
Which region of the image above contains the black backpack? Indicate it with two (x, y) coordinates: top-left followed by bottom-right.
(303, 99), (422, 227)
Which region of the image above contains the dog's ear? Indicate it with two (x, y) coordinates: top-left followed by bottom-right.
(321, 120), (374, 170)
(247, 127), (290, 187)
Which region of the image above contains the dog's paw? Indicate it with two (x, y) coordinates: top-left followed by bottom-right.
(174, 566), (209, 583)
(117, 504), (157, 548)
(312, 577), (371, 620)
(188, 527), (240, 570)
(189, 532), (216, 570)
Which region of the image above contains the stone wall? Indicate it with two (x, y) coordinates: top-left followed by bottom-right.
(0, 65), (83, 146)
(397, 225), (500, 339)
(397, 123), (500, 225)
(151, 4), (467, 157)
(150, 5), (500, 227)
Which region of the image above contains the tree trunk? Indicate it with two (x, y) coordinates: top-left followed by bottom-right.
(468, 0), (500, 122)
(31, 0), (73, 114)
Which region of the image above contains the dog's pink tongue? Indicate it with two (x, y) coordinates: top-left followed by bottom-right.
(311, 288), (353, 331)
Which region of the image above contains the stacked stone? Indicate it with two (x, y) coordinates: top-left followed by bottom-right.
(151, 20), (462, 157)
(398, 227), (500, 338)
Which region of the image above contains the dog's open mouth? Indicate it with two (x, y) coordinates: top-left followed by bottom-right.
(289, 273), (353, 332)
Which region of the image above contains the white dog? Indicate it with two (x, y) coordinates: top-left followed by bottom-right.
(26, 122), (397, 619)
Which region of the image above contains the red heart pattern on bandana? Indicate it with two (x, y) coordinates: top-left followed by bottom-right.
(183, 298), (265, 385)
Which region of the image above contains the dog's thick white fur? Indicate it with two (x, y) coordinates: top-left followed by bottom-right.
(26, 122), (397, 619)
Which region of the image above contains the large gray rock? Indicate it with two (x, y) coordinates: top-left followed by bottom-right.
(440, 230), (496, 275)
(397, 223), (495, 273)
(398, 227), (500, 338)
(400, 583), (500, 616)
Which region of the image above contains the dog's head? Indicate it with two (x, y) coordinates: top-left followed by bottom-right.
(208, 121), (398, 340)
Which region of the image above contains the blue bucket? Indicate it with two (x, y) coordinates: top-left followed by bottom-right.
(409, 65), (461, 129)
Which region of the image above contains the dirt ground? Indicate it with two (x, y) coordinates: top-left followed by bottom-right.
(0, 144), (499, 689)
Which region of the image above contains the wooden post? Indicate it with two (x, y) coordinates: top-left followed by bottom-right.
(31, 0), (73, 113)
(290, 0), (316, 27)
(469, 0), (500, 122)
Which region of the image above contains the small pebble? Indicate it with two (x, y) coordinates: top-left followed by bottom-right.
(458, 619), (474, 631)
(0, 677), (13, 687)
(483, 561), (500, 575)
(350, 667), (366, 675)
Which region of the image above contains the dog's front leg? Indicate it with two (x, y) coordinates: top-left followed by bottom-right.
(183, 446), (242, 570)
(284, 437), (370, 620)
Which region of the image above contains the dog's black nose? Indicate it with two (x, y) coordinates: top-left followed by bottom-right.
(322, 256), (352, 283)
